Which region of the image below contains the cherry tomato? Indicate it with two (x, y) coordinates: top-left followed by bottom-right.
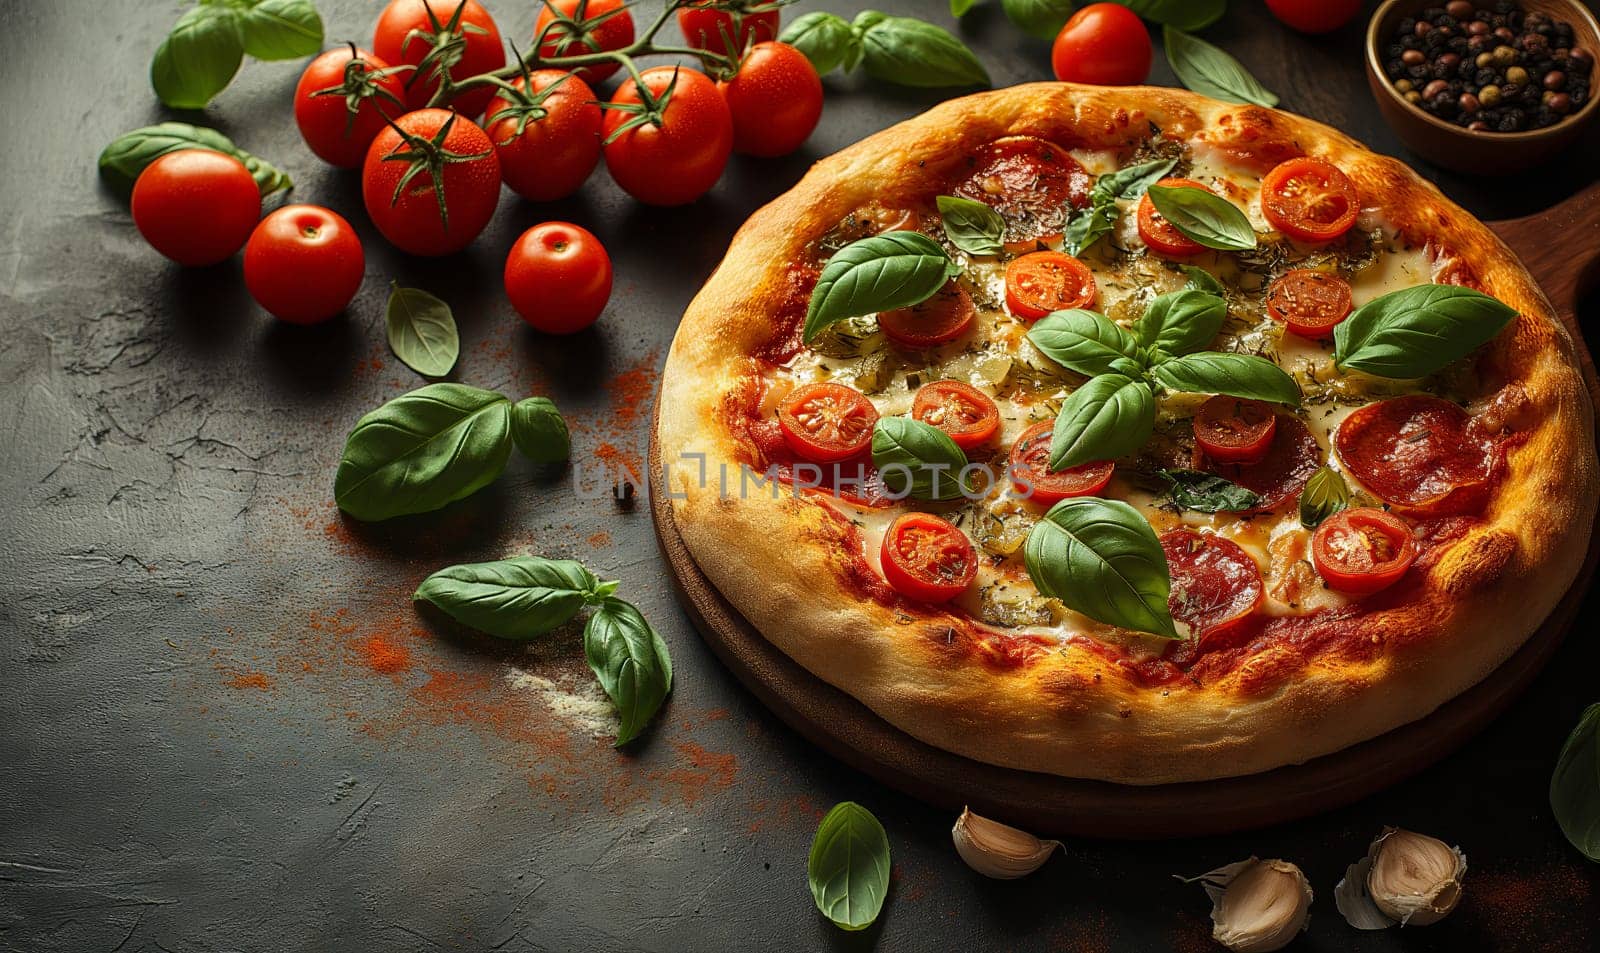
(293, 46), (408, 168)
(1051, 3), (1152, 86)
(484, 70), (602, 202)
(1003, 251), (1096, 320)
(912, 381), (1001, 451)
(777, 382), (879, 463)
(678, 1), (780, 56)
(536, 0), (635, 85)
(1160, 529), (1264, 639)
(718, 42), (823, 157)
(1137, 177), (1210, 257)
(1266, 0), (1361, 34)
(1312, 508), (1418, 595)
(878, 282), (975, 348)
(1193, 396), (1277, 465)
(242, 205), (364, 325)
(880, 513), (978, 604)
(504, 222), (611, 334)
(1008, 420), (1115, 505)
(373, 0), (506, 117)
(1260, 157), (1359, 243)
(361, 109), (500, 257)
(131, 150), (260, 267)
(602, 66), (733, 206)
(1266, 269), (1354, 338)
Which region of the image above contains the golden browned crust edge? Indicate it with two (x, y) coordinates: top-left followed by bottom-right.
(657, 83), (1599, 784)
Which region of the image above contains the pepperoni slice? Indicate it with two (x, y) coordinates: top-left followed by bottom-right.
(1136, 177), (1210, 257)
(1334, 396), (1495, 517)
(1266, 269), (1353, 339)
(1198, 414), (1322, 512)
(912, 380), (1000, 450)
(950, 136), (1091, 246)
(1003, 251), (1097, 320)
(1160, 529), (1264, 640)
(878, 281), (975, 348)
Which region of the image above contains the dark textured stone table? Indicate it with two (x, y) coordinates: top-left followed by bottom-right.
(3, 2), (1597, 950)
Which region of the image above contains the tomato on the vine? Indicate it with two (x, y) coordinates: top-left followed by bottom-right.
(535, 0), (636, 85)
(717, 41), (822, 157)
(1051, 4), (1152, 86)
(294, 46), (408, 168)
(678, 1), (780, 56)
(504, 222), (612, 334)
(484, 69), (603, 202)
(131, 150), (260, 267)
(373, 0), (506, 117)
(602, 66), (733, 206)
(243, 205), (365, 325)
(361, 109), (500, 257)
(1266, 0), (1361, 34)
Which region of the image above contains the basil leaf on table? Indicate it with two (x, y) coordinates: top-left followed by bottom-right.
(1094, 156), (1178, 200)
(1550, 702), (1600, 862)
(808, 802), (891, 931)
(1050, 374), (1156, 471)
(98, 122), (292, 198)
(1298, 466), (1349, 529)
(1152, 352), (1302, 406)
(1024, 497), (1177, 638)
(1182, 265), (1226, 296)
(151, 5), (245, 110)
(854, 12), (991, 88)
(334, 383), (512, 522)
(386, 285), (460, 379)
(780, 11), (859, 75)
(804, 231), (961, 342)
(584, 597), (673, 747)
(1114, 0), (1226, 31)
(1333, 284), (1518, 379)
(1160, 469), (1262, 513)
(1002, 0), (1075, 40)
(936, 195), (1006, 257)
(872, 417), (972, 501)
(236, 0), (324, 61)
(950, 0), (981, 16)
(1164, 27), (1280, 108)
(511, 397), (571, 465)
(1146, 184), (1258, 252)
(1027, 309), (1142, 378)
(414, 557), (615, 640)
(1134, 289), (1227, 357)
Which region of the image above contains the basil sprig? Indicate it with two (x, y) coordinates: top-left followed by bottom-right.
(1160, 469), (1262, 513)
(1024, 497), (1177, 638)
(1051, 373), (1156, 471)
(1298, 466), (1350, 529)
(1163, 27), (1280, 108)
(780, 11), (988, 88)
(1064, 156), (1178, 256)
(1333, 284), (1518, 379)
(1000, 0), (1075, 39)
(1146, 184), (1258, 252)
(1135, 289), (1228, 356)
(808, 802), (891, 931)
(584, 598), (675, 747)
(386, 284), (460, 379)
(414, 557), (616, 640)
(1028, 309), (1141, 377)
(1182, 265), (1226, 296)
(98, 123), (291, 198)
(936, 195), (1006, 257)
(1551, 702), (1600, 862)
(512, 396), (571, 464)
(152, 0), (324, 109)
(872, 417), (972, 500)
(803, 231), (961, 343)
(1151, 352), (1303, 405)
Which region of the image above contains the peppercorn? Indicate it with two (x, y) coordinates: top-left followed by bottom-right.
(1479, 83), (1502, 105)
(1505, 64), (1528, 84)
(1544, 70), (1566, 90)
(1459, 91), (1481, 113)
(1446, 0), (1472, 17)
(1404, 49), (1426, 65)
(1492, 44), (1517, 65)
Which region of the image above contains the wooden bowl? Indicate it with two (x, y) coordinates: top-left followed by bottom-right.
(1366, 0), (1600, 174)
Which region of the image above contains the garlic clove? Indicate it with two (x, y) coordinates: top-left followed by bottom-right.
(951, 806), (1062, 879)
(1334, 853), (1395, 930)
(1184, 857), (1312, 953)
(1365, 828), (1466, 926)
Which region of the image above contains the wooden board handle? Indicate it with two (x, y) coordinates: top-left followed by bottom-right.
(1489, 180), (1600, 319)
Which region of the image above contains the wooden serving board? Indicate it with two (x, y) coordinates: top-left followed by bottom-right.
(648, 183), (1600, 839)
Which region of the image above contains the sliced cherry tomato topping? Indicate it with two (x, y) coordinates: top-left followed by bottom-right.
(1198, 414), (1321, 511)
(777, 382), (879, 463)
(1193, 396), (1277, 465)
(1160, 529), (1265, 639)
(1008, 420), (1116, 505)
(1260, 157), (1359, 243)
(1334, 396), (1495, 517)
(748, 419), (894, 507)
(1266, 269), (1353, 338)
(878, 281), (975, 348)
(880, 512), (978, 603)
(1312, 508), (1417, 595)
(912, 380), (1001, 451)
(1003, 251), (1097, 320)
(950, 136), (1091, 247)
(1136, 177), (1210, 257)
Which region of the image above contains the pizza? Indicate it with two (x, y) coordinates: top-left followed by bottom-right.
(656, 83), (1598, 785)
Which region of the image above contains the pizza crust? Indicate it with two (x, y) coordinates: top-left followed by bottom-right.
(657, 83), (1598, 785)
